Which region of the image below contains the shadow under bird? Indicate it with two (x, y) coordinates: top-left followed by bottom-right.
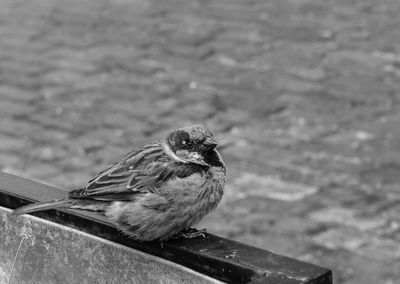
(13, 125), (227, 241)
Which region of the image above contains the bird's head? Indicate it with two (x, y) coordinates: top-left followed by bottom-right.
(166, 124), (219, 166)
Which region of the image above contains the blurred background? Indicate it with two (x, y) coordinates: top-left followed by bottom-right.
(1, 0), (400, 283)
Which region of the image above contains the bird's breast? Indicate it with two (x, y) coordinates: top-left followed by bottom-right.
(163, 168), (225, 218)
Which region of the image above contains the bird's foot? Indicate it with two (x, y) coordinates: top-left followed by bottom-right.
(174, 228), (207, 239)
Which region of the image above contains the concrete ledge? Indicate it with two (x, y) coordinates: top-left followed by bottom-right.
(0, 172), (332, 283)
(0, 206), (221, 284)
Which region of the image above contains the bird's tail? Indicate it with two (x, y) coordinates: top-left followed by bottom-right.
(12, 198), (72, 216)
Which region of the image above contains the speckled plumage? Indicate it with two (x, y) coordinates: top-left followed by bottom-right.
(13, 125), (227, 241)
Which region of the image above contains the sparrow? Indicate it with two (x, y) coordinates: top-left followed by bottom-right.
(13, 125), (227, 241)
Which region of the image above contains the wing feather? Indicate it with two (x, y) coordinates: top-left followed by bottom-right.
(68, 142), (206, 201)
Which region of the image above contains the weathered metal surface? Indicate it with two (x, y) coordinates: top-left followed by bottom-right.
(0, 172), (332, 283)
(0, 206), (222, 284)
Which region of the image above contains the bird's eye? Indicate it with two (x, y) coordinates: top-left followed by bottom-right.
(182, 140), (192, 147)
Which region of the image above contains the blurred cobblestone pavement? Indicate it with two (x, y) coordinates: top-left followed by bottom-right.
(1, 0), (400, 282)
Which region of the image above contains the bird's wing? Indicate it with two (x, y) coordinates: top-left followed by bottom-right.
(68, 142), (205, 201)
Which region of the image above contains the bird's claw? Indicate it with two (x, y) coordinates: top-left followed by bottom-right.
(174, 228), (207, 239)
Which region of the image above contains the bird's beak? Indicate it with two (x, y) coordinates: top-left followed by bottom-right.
(203, 137), (218, 150)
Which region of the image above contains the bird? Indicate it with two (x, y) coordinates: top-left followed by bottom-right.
(13, 124), (227, 241)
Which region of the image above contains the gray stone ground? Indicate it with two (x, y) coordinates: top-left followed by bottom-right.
(1, 0), (400, 282)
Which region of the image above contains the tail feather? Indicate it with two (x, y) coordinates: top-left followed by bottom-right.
(12, 199), (71, 216)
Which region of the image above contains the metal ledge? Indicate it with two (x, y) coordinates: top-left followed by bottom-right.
(0, 172), (332, 283)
